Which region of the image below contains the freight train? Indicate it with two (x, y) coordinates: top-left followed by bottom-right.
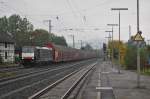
(21, 42), (98, 66)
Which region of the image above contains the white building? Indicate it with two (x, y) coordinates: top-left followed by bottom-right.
(0, 32), (15, 63)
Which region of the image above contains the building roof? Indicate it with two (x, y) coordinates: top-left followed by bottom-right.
(0, 32), (14, 43)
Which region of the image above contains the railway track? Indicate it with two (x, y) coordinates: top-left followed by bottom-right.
(0, 59), (96, 99)
(29, 61), (98, 99)
(0, 65), (23, 72)
(0, 61), (82, 82)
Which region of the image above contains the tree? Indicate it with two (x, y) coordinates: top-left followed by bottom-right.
(0, 54), (3, 64)
(51, 36), (67, 46)
(8, 15), (33, 46)
(0, 14), (68, 47)
(0, 16), (8, 33)
(124, 45), (137, 69)
(82, 44), (93, 50)
(18, 17), (33, 33)
(140, 47), (148, 68)
(30, 29), (68, 46)
(124, 45), (148, 70)
(0, 14), (34, 47)
(30, 29), (51, 46)
(8, 14), (22, 36)
(108, 40), (124, 59)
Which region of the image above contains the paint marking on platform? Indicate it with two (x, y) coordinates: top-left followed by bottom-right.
(97, 71), (101, 99)
(101, 72), (110, 74)
(96, 87), (113, 91)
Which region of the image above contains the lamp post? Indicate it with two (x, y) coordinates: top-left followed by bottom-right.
(105, 34), (112, 61)
(111, 8), (128, 74)
(106, 24), (118, 69)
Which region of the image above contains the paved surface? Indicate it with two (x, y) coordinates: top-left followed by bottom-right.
(79, 61), (115, 99)
(80, 60), (150, 99)
(108, 64), (150, 99)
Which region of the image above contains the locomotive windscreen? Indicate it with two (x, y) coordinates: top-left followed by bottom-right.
(22, 46), (34, 53)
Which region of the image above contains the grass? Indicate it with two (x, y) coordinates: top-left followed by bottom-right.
(141, 69), (150, 76)
(113, 59), (128, 69)
(0, 72), (16, 78)
(0, 63), (19, 68)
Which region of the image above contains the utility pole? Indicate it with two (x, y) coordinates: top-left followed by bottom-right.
(49, 20), (51, 34)
(69, 35), (75, 48)
(129, 25), (131, 39)
(44, 20), (52, 34)
(137, 0), (139, 32)
(44, 20), (52, 42)
(78, 40), (83, 49)
(107, 24), (118, 68)
(137, 0), (141, 88)
(105, 34), (112, 61)
(111, 8), (128, 74)
(105, 36), (112, 44)
(105, 30), (113, 68)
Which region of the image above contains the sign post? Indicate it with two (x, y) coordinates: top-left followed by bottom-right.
(137, 41), (140, 87)
(133, 31), (144, 88)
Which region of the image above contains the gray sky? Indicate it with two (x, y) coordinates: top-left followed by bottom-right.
(0, 0), (150, 48)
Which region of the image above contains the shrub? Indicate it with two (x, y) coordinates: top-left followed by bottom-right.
(0, 55), (3, 64)
(124, 45), (137, 70)
(124, 45), (148, 70)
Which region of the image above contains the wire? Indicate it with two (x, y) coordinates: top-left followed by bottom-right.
(66, 0), (78, 17)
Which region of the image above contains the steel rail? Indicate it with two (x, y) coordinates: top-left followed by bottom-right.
(0, 60), (88, 86)
(0, 59), (93, 83)
(28, 61), (97, 99)
(0, 59), (95, 99)
(61, 62), (97, 99)
(0, 60), (93, 99)
(28, 69), (79, 99)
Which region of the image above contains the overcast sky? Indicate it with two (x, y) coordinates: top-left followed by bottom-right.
(0, 0), (150, 48)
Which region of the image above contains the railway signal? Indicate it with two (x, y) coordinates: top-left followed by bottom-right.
(103, 43), (107, 61)
(103, 43), (106, 53)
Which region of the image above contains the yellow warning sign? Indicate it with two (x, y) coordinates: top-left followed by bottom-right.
(134, 33), (144, 41)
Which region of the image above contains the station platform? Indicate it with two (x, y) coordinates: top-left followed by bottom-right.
(80, 61), (150, 99)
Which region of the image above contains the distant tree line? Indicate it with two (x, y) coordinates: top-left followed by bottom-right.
(81, 43), (93, 50)
(0, 14), (67, 47)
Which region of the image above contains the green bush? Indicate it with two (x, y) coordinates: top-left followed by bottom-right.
(124, 45), (148, 70)
(0, 55), (3, 64)
(124, 45), (137, 69)
(140, 47), (148, 68)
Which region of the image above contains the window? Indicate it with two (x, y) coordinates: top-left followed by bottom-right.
(5, 52), (7, 59)
(5, 43), (7, 48)
(22, 46), (34, 53)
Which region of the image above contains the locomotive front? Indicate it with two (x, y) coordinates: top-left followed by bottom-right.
(21, 46), (35, 65)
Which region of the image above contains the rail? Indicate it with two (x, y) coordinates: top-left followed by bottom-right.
(28, 62), (97, 99)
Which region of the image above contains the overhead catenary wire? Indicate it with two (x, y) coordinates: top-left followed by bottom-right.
(66, 0), (78, 17)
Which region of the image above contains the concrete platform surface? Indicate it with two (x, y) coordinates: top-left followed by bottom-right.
(102, 61), (150, 99)
(82, 61), (150, 99)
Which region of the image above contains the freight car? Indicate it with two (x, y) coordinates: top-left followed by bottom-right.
(21, 42), (97, 66)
